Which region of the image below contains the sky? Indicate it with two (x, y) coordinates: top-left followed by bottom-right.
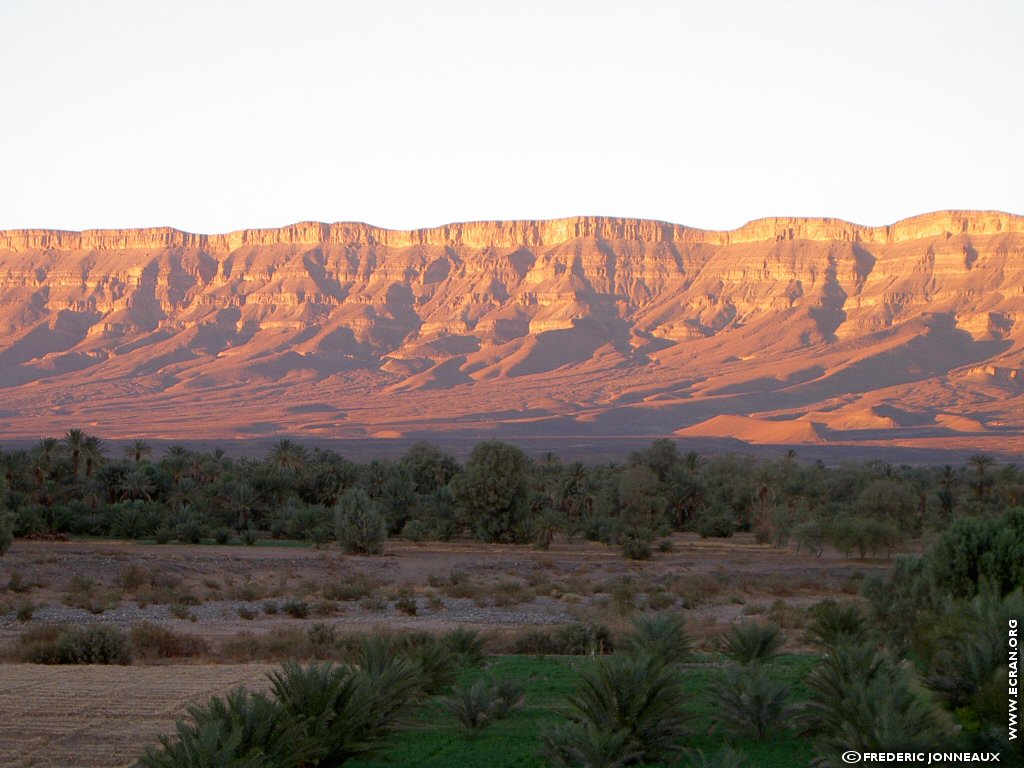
(0, 0), (1021, 233)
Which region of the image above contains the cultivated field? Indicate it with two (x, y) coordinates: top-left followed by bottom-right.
(0, 663), (275, 768)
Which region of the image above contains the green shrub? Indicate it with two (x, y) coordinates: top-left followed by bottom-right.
(697, 512), (734, 539)
(241, 526), (259, 546)
(620, 612), (692, 664)
(268, 659), (423, 764)
(443, 627), (486, 667)
(799, 642), (949, 763)
(441, 676), (524, 736)
(334, 488), (387, 555)
(621, 532), (654, 560)
(719, 622), (784, 665)
(138, 686), (306, 768)
(0, 509), (15, 556)
(713, 664), (794, 740)
(804, 599), (872, 649)
(174, 513), (207, 544)
(541, 653), (693, 767)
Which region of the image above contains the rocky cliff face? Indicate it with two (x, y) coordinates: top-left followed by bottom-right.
(1, 211), (1022, 449)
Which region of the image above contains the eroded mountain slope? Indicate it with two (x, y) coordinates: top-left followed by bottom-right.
(0, 211), (1021, 449)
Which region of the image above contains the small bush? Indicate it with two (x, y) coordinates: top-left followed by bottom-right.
(394, 595), (418, 615)
(241, 526), (258, 546)
(130, 623), (207, 660)
(541, 653), (693, 767)
(213, 527), (231, 545)
(238, 605), (258, 620)
(622, 533), (654, 560)
(442, 677), (524, 736)
(168, 603), (195, 621)
(21, 624), (132, 665)
(719, 622), (784, 664)
(698, 512), (734, 539)
(323, 577), (377, 602)
(805, 599), (872, 649)
(282, 599), (310, 619)
(444, 627), (486, 667)
(6, 570), (30, 593)
(714, 664), (795, 740)
(117, 564), (150, 592)
(262, 600), (279, 615)
(16, 602), (34, 621)
(512, 623), (613, 656)
(621, 613), (692, 664)
(360, 595), (388, 612)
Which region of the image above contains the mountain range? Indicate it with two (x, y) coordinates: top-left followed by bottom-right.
(1, 210), (1022, 453)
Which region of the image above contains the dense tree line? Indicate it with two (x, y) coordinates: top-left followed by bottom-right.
(1, 433), (1022, 559)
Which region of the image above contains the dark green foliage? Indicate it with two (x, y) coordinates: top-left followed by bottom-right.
(443, 627), (486, 667)
(137, 687), (306, 768)
(452, 440), (532, 543)
(268, 659), (420, 765)
(861, 556), (934, 656)
(799, 643), (948, 765)
(917, 591), (1024, 717)
(719, 622), (784, 665)
(0, 508), (14, 555)
(804, 600), (872, 650)
(697, 511), (734, 539)
(349, 632), (458, 696)
(620, 612), (692, 664)
(713, 664), (794, 741)
(826, 515), (902, 559)
(541, 653), (693, 767)
(685, 746), (749, 768)
(143, 657), (424, 766)
(335, 488), (387, 555)
(441, 676), (524, 735)
(928, 507), (1024, 598)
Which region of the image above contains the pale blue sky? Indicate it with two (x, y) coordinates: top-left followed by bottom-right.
(1, 0), (1020, 233)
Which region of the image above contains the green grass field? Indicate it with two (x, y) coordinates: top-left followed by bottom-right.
(350, 654), (819, 768)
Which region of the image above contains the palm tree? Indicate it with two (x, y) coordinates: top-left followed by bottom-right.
(268, 439), (307, 472)
(31, 437), (61, 486)
(82, 435), (106, 478)
(119, 469), (155, 501)
(541, 654), (693, 767)
(123, 439), (152, 464)
(63, 428), (87, 479)
(683, 451), (705, 473)
(968, 453), (995, 501)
